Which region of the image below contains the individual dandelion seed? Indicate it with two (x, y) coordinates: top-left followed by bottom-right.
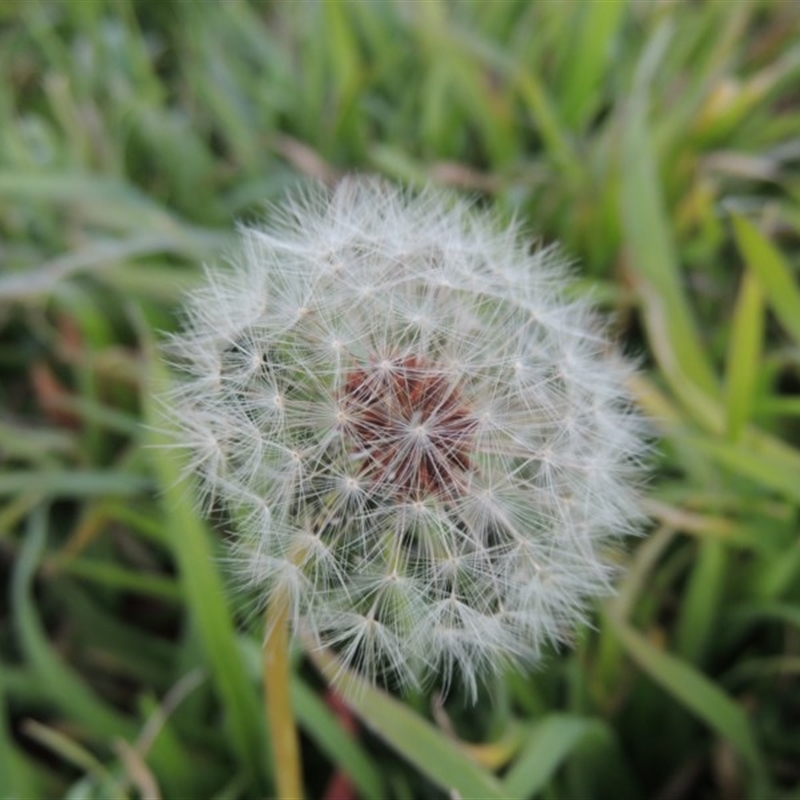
(164, 177), (648, 701)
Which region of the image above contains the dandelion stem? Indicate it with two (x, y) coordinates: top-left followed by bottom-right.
(264, 594), (303, 799)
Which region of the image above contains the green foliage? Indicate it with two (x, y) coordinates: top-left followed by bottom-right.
(1, 1), (799, 798)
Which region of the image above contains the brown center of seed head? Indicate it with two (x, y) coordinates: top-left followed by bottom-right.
(340, 355), (477, 499)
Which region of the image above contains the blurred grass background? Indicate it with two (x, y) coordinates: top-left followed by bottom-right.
(1, 1), (800, 798)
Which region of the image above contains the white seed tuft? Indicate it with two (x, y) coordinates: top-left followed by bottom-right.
(163, 177), (648, 699)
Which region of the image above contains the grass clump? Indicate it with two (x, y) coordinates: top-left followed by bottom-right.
(1, 2), (800, 799)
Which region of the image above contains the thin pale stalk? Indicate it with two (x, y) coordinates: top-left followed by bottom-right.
(264, 595), (303, 799)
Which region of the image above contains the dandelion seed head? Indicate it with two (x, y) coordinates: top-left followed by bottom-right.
(164, 177), (648, 699)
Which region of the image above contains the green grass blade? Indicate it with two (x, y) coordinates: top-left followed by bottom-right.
(308, 647), (507, 800)
(725, 268), (764, 441)
(55, 557), (182, 602)
(558, 0), (626, 129)
(621, 24), (718, 398)
(291, 678), (387, 800)
(608, 615), (764, 775)
(143, 354), (266, 784)
(0, 234), (210, 301)
(12, 506), (138, 741)
(21, 719), (114, 788)
(0, 471), (151, 497)
(731, 214), (800, 344)
(0, 172), (178, 233)
(688, 435), (800, 504)
(674, 540), (726, 665)
(0, 665), (42, 799)
(502, 715), (592, 799)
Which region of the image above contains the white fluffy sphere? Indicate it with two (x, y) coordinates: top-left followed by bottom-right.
(165, 178), (647, 697)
